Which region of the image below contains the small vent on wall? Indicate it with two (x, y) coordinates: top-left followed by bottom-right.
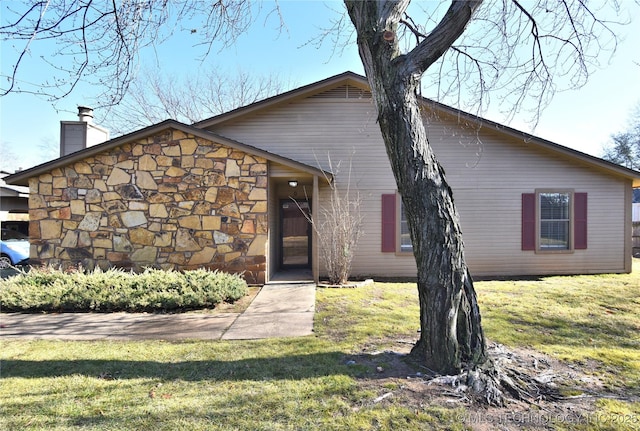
(311, 85), (372, 99)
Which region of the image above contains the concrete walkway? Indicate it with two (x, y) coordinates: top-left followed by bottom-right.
(0, 282), (316, 341)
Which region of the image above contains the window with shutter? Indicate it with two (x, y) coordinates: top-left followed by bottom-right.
(381, 193), (414, 254)
(522, 191), (588, 252)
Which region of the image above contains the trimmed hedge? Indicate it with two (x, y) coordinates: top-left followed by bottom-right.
(0, 266), (248, 313)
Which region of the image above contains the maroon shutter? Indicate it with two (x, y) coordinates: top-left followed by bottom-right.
(574, 192), (587, 249)
(381, 194), (396, 252)
(522, 193), (536, 250)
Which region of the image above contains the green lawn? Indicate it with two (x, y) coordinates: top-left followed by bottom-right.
(1, 264), (639, 430)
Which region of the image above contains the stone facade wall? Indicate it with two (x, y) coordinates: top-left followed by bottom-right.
(28, 129), (268, 284)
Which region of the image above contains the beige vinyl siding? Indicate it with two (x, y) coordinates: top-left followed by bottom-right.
(430, 120), (629, 276)
(207, 97), (630, 278)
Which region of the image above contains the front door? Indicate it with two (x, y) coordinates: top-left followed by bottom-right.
(280, 200), (311, 268)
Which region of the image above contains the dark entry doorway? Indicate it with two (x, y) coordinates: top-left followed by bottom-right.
(280, 200), (311, 268)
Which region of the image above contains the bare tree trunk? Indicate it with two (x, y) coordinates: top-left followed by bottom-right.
(379, 72), (486, 374)
(346, 0), (486, 375)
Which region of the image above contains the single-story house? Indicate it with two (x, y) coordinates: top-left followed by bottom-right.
(6, 72), (640, 284)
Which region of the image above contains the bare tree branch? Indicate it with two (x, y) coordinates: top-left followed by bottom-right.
(301, 2), (354, 64)
(100, 67), (292, 135)
(404, 1), (483, 76)
(1, 1), (272, 106)
(415, 0), (622, 125)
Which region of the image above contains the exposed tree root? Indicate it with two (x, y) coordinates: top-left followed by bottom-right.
(425, 343), (563, 407)
(348, 343), (636, 429)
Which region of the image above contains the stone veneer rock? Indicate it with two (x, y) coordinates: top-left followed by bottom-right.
(28, 129), (268, 284)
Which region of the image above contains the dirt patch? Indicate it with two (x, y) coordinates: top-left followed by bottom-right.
(194, 286), (261, 315)
(345, 341), (636, 430)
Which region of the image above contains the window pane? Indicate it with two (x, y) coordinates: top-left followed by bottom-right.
(539, 192), (570, 250)
(540, 193), (569, 219)
(400, 201), (413, 252)
(540, 221), (569, 249)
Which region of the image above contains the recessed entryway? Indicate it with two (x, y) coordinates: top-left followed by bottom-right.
(279, 200), (311, 269)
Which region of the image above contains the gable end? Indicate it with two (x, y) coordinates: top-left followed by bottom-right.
(309, 85), (372, 100)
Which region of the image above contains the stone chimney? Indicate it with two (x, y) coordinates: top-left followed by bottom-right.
(60, 106), (109, 157)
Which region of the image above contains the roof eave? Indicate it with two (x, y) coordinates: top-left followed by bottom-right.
(193, 71), (369, 128)
(5, 119), (179, 186)
(5, 120), (332, 186)
(194, 70), (640, 187)
(419, 99), (640, 187)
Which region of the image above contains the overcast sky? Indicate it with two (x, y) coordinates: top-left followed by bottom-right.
(1, 0), (639, 171)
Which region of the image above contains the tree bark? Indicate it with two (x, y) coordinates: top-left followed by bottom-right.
(346, 0), (486, 374)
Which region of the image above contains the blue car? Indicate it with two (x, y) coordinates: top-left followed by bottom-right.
(1, 228), (30, 269)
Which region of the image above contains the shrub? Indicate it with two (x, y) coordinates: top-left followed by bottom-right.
(0, 266), (247, 313)
(298, 156), (363, 286)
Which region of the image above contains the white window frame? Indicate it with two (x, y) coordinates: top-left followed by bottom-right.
(536, 189), (575, 253)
